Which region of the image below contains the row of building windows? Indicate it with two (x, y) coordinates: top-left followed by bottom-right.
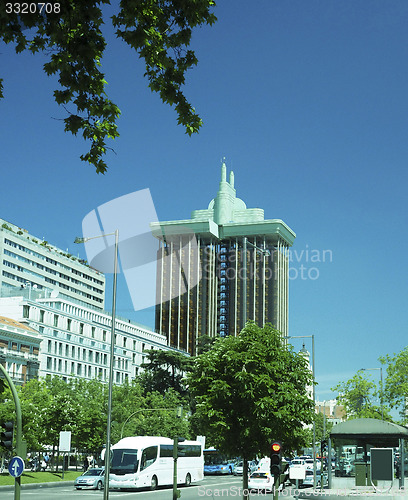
(24, 302), (161, 352)
(46, 339), (130, 370)
(4, 250), (103, 295)
(0, 339), (39, 354)
(4, 238), (104, 286)
(23, 304), (156, 360)
(2, 267), (103, 304)
(45, 357), (129, 383)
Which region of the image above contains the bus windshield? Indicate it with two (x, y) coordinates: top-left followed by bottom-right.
(111, 449), (139, 475)
(204, 453), (229, 465)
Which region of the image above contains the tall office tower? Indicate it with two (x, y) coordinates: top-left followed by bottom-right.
(152, 162), (296, 355)
(0, 218), (105, 310)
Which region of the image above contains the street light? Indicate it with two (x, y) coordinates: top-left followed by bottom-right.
(75, 230), (119, 500)
(360, 367), (384, 420)
(287, 335), (316, 488)
(242, 237), (271, 326)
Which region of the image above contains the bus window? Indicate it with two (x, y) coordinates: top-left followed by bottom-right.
(111, 449), (138, 474)
(140, 446), (158, 471)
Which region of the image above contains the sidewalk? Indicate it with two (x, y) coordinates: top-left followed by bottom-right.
(0, 481), (74, 492)
(297, 477), (408, 500)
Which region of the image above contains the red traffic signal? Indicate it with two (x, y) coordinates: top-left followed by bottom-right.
(270, 441), (282, 476)
(271, 442), (281, 453)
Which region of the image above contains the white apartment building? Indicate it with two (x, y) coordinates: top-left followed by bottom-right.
(0, 217), (186, 385)
(0, 293), (175, 384)
(0, 218), (105, 310)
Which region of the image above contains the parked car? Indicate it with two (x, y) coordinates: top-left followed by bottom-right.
(74, 467), (105, 490)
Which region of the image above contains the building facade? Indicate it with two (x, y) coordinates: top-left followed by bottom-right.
(152, 162), (296, 355)
(0, 218), (105, 310)
(0, 315), (41, 385)
(0, 293), (175, 384)
(315, 399), (346, 424)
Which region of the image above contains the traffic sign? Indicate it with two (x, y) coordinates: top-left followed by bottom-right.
(8, 456), (24, 478)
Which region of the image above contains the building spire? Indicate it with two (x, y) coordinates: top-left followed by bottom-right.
(229, 170), (234, 188)
(214, 158), (236, 225)
(221, 157), (227, 182)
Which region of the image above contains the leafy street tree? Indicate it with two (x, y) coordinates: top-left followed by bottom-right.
(71, 378), (108, 452)
(195, 333), (215, 355)
(139, 349), (193, 396)
(119, 389), (190, 441)
(380, 347), (408, 423)
(19, 378), (53, 451)
(332, 371), (391, 421)
(0, 374), (191, 462)
(187, 322), (314, 499)
(0, 0), (217, 173)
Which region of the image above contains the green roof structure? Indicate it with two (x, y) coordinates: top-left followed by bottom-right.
(330, 418), (408, 440)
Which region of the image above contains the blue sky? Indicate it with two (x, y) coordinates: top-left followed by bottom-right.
(1, 1), (407, 402)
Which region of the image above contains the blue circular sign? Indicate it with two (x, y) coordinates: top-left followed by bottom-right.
(8, 456), (24, 478)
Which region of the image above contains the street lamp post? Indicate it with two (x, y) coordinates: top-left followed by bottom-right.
(242, 237), (270, 327)
(287, 335), (316, 488)
(360, 367), (384, 420)
(75, 230), (119, 500)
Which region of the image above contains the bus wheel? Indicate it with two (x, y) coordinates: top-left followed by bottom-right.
(185, 473), (191, 487)
(150, 475), (158, 491)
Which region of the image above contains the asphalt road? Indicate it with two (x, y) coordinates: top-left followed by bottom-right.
(0, 475), (300, 500)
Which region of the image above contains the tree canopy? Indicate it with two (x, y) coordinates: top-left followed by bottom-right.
(332, 346), (408, 424)
(0, 375), (189, 460)
(380, 347), (408, 423)
(332, 371), (391, 421)
(0, 0), (217, 173)
(139, 348), (193, 396)
(187, 322), (314, 495)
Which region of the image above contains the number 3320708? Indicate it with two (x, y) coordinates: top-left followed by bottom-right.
(6, 3), (61, 14)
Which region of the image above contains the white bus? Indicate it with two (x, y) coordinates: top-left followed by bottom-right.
(108, 436), (204, 491)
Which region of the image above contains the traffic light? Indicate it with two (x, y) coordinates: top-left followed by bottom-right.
(1, 421), (14, 451)
(270, 441), (282, 476)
